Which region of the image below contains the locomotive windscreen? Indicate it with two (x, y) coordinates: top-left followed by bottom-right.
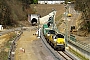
(48, 30), (55, 34)
(56, 34), (64, 38)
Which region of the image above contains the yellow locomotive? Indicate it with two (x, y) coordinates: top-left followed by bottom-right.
(45, 30), (56, 42)
(43, 20), (65, 51)
(46, 31), (65, 51)
(52, 34), (65, 51)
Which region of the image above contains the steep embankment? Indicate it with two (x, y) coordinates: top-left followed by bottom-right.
(5, 0), (31, 27)
(0, 0), (34, 27)
(30, 4), (65, 17)
(0, 1), (65, 27)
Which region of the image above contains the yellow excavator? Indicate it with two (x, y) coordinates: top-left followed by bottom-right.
(67, 13), (72, 17)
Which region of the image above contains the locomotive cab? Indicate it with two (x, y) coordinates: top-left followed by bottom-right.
(46, 30), (56, 43)
(46, 30), (56, 36)
(53, 34), (65, 51)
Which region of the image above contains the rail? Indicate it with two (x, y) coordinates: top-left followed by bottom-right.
(40, 28), (78, 60)
(56, 29), (90, 53)
(57, 51), (74, 60)
(68, 39), (90, 53)
(40, 29), (61, 60)
(56, 28), (90, 59)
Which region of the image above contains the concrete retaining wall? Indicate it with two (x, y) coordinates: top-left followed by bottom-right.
(68, 41), (90, 60)
(40, 11), (56, 24)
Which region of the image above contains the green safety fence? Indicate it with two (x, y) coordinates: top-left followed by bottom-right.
(70, 34), (76, 42)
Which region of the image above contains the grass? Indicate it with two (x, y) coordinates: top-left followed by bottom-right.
(0, 33), (16, 60)
(55, 14), (63, 21)
(69, 47), (89, 60)
(5, 34), (16, 48)
(0, 51), (8, 60)
(55, 14), (64, 33)
(55, 14), (64, 27)
(56, 19), (64, 27)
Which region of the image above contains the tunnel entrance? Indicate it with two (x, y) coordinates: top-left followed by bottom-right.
(31, 18), (37, 26)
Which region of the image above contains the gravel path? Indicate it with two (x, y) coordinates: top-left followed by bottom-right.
(15, 27), (55, 60)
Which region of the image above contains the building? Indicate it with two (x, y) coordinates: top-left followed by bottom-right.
(0, 25), (3, 30)
(38, 0), (65, 4)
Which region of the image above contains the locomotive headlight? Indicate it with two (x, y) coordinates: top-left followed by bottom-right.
(47, 34), (50, 36)
(54, 39), (57, 42)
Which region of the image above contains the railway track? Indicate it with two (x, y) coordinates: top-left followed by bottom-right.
(57, 51), (75, 60)
(41, 28), (79, 60)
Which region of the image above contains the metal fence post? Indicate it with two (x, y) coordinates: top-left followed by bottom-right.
(65, 5), (68, 47)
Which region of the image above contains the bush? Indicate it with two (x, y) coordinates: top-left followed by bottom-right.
(0, 51), (8, 60)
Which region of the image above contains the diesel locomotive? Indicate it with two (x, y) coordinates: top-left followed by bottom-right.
(42, 24), (65, 51)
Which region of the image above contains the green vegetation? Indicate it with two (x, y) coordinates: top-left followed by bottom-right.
(55, 14), (62, 21)
(75, 0), (90, 32)
(32, 0), (38, 4)
(0, 51), (8, 60)
(55, 14), (64, 27)
(56, 20), (64, 27)
(0, 33), (16, 60)
(5, 34), (16, 48)
(0, 0), (13, 27)
(19, 0), (38, 4)
(69, 47), (89, 60)
(0, 0), (38, 28)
